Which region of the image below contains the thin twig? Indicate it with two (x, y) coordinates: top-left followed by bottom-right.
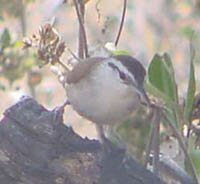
(115, 0), (127, 46)
(144, 105), (161, 176)
(152, 107), (161, 176)
(144, 110), (154, 167)
(163, 113), (199, 184)
(20, 0), (26, 36)
(66, 47), (81, 62)
(95, 0), (101, 23)
(73, 0), (88, 58)
(78, 1), (85, 58)
(186, 32), (196, 139)
(57, 60), (70, 72)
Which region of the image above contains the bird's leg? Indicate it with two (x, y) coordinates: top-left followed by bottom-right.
(107, 126), (126, 150)
(51, 100), (71, 124)
(96, 124), (107, 143)
(96, 124), (126, 154)
(96, 124), (115, 153)
(61, 99), (71, 108)
(53, 99), (70, 115)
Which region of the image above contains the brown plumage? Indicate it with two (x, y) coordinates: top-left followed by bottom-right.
(66, 57), (105, 84)
(65, 55), (148, 142)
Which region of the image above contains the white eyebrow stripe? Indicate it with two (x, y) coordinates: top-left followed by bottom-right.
(104, 57), (137, 85)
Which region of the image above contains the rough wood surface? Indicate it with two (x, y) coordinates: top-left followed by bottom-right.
(0, 96), (164, 184)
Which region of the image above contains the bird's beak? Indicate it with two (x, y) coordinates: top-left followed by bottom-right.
(129, 79), (150, 106)
(138, 87), (151, 107)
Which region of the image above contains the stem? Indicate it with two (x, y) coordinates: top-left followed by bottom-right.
(28, 81), (36, 99)
(19, 0), (26, 36)
(78, 1), (84, 58)
(57, 60), (70, 72)
(66, 47), (81, 62)
(20, 0), (38, 99)
(115, 0), (127, 46)
(73, 0), (88, 58)
(152, 108), (161, 176)
(144, 119), (154, 167)
(95, 0), (101, 23)
(163, 113), (199, 184)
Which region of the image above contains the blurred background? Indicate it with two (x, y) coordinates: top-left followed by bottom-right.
(0, 0), (200, 139)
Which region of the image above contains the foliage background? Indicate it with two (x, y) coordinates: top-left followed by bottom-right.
(0, 0), (200, 138)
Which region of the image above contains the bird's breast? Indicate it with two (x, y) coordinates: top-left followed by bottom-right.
(66, 62), (140, 125)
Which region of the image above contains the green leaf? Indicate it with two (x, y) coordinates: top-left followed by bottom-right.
(113, 50), (131, 56)
(163, 53), (179, 102)
(13, 41), (24, 49)
(147, 53), (178, 103)
(0, 28), (11, 49)
(189, 149), (200, 175)
(145, 81), (172, 104)
(26, 0), (35, 2)
(180, 26), (195, 39)
(145, 81), (179, 110)
(0, 83), (5, 91)
(184, 41), (196, 122)
(0, 16), (4, 22)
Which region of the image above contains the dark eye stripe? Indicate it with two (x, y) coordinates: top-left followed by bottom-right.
(118, 71), (126, 80)
(108, 62), (127, 81)
(113, 55), (146, 86)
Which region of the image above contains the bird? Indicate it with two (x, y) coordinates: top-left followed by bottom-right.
(65, 55), (149, 143)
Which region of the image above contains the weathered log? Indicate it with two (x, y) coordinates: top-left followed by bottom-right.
(0, 96), (164, 184)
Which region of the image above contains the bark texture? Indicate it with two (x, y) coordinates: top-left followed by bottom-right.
(0, 96), (164, 184)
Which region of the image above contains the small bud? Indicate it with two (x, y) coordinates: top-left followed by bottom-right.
(56, 42), (65, 57)
(105, 42), (116, 52)
(50, 65), (61, 76)
(23, 38), (32, 49)
(59, 75), (65, 83)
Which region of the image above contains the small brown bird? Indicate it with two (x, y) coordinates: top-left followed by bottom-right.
(65, 55), (149, 141)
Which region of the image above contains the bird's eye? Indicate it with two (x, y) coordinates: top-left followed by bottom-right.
(108, 62), (128, 82)
(119, 71), (127, 81)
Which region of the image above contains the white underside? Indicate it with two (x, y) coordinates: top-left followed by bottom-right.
(66, 59), (140, 125)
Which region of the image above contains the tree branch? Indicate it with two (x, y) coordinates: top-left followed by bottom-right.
(0, 96), (164, 184)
